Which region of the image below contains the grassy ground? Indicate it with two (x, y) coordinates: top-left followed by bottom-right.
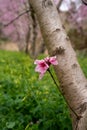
(0, 50), (87, 130)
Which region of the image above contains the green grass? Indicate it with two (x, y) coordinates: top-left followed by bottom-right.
(0, 50), (87, 130)
(78, 57), (87, 78)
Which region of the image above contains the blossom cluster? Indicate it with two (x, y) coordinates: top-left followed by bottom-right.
(34, 56), (58, 79)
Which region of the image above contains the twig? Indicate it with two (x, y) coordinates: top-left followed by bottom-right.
(3, 9), (30, 28)
(82, 0), (87, 5)
(48, 68), (81, 118)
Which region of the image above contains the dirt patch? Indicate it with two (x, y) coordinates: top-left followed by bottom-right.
(0, 42), (19, 51)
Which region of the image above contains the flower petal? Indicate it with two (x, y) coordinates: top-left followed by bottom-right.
(34, 60), (44, 64)
(39, 73), (44, 79)
(34, 56), (58, 80)
(34, 59), (49, 79)
(49, 56), (58, 65)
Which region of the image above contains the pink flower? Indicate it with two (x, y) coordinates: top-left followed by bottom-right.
(45, 56), (58, 65)
(34, 59), (49, 79)
(34, 56), (58, 79)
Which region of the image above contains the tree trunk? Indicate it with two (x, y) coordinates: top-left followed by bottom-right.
(29, 0), (87, 129)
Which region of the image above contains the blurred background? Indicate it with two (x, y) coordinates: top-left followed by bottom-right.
(0, 0), (87, 58)
(0, 0), (87, 130)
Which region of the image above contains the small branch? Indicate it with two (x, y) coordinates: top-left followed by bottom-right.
(82, 0), (87, 5)
(48, 68), (81, 118)
(3, 9), (30, 28)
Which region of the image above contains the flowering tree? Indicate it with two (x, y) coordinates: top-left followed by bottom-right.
(30, 0), (87, 130)
(66, 2), (87, 50)
(0, 0), (41, 56)
(0, 0), (29, 51)
(0, 0), (87, 54)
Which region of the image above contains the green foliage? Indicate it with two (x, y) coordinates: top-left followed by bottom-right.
(0, 50), (87, 130)
(78, 56), (87, 78)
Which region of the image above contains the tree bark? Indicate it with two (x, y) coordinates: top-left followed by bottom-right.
(29, 0), (87, 129)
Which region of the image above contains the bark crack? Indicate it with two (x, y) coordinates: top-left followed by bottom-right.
(72, 63), (78, 69)
(66, 36), (70, 41)
(52, 28), (61, 33)
(75, 115), (82, 130)
(42, 0), (53, 8)
(77, 102), (87, 114)
(51, 46), (65, 56)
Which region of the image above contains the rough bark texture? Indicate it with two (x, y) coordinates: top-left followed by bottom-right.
(29, 0), (87, 129)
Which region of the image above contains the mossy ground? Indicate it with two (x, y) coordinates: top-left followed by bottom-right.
(0, 50), (87, 130)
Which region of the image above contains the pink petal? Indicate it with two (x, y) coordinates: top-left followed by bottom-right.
(39, 73), (44, 79)
(44, 57), (49, 62)
(34, 56), (58, 80)
(34, 59), (44, 64)
(35, 64), (48, 73)
(34, 59), (49, 78)
(49, 56), (58, 65)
